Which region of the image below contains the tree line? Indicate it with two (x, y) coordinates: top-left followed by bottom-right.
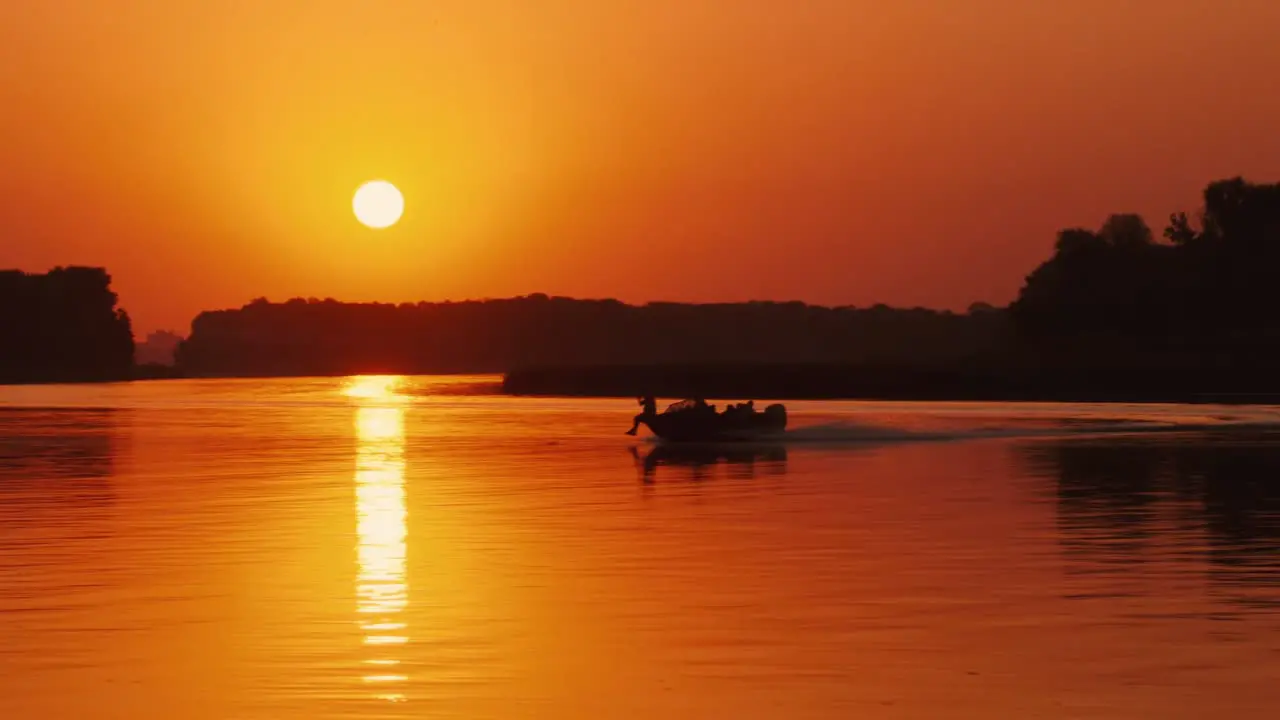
(175, 295), (1007, 377)
(6, 175), (1279, 393)
(177, 175), (1280, 393)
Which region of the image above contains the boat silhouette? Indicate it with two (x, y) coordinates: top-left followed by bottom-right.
(629, 398), (787, 442)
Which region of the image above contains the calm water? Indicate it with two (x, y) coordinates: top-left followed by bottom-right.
(1, 376), (1278, 719)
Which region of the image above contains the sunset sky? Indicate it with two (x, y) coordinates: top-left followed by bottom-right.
(3, 1), (1280, 334)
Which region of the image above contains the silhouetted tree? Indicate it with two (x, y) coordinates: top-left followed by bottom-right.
(0, 267), (134, 384)
(1163, 212), (1198, 245)
(1011, 177), (1280, 376)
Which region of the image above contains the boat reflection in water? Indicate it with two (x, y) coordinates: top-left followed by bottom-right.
(630, 442), (788, 483)
(346, 376), (410, 703)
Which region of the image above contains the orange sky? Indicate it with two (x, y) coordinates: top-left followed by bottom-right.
(3, 1), (1280, 334)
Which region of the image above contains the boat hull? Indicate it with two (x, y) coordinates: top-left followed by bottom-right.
(640, 403), (787, 442)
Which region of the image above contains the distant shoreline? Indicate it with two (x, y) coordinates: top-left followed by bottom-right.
(501, 364), (1280, 406)
(7, 366), (1280, 407)
(0, 369), (506, 389)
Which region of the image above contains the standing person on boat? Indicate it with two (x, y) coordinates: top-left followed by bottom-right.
(626, 394), (658, 435)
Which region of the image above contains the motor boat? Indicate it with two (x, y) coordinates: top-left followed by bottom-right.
(629, 398), (787, 442)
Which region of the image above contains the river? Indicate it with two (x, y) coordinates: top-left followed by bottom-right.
(1, 376), (1277, 719)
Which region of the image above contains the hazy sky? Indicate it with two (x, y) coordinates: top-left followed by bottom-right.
(3, 1), (1280, 333)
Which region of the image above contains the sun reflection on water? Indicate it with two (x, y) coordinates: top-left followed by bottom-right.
(349, 376), (409, 703)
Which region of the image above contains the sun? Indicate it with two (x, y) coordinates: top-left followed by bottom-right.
(353, 180), (404, 229)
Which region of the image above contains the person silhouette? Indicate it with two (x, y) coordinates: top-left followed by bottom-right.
(626, 395), (658, 435)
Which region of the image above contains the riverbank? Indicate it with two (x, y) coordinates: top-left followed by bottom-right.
(501, 363), (1280, 405)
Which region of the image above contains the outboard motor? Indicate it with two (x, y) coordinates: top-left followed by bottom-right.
(763, 403), (787, 430)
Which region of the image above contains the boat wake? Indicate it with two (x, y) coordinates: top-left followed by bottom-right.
(631, 401), (1280, 451)
(779, 414), (1280, 447)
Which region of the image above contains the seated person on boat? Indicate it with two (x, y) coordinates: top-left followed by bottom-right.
(626, 394), (659, 435)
